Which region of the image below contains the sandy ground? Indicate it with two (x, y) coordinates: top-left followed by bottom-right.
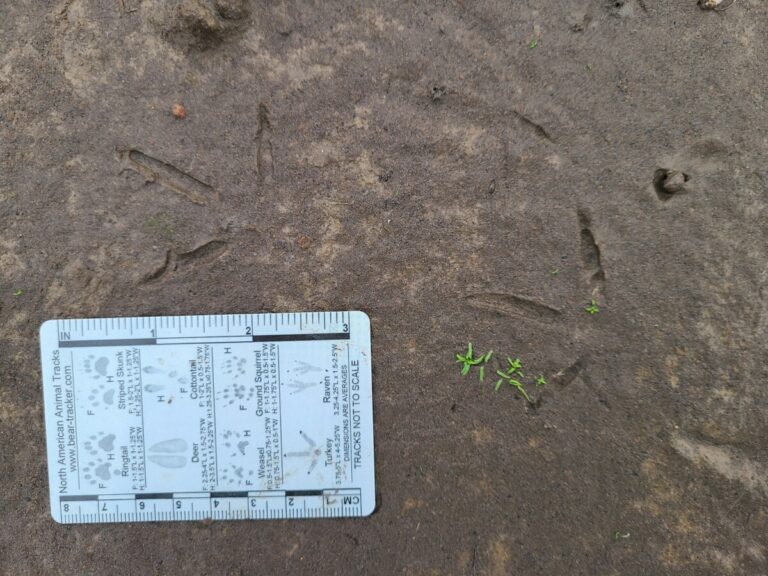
(1, 0), (768, 574)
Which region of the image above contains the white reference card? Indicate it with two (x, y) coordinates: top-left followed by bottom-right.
(39, 311), (374, 523)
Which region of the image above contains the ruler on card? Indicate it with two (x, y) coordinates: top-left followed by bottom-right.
(39, 312), (374, 524)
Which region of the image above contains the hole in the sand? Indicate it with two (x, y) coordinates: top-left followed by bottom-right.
(653, 168), (690, 201)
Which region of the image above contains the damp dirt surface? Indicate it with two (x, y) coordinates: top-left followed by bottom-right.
(2, 1), (768, 574)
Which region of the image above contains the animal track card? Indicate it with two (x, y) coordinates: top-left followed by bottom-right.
(39, 312), (374, 523)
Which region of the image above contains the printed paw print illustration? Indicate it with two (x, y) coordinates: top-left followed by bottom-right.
(216, 382), (255, 406)
(83, 355), (109, 379)
(89, 383), (115, 409)
(81, 432), (116, 486)
(220, 463), (255, 486)
(142, 365), (188, 385)
(221, 430), (250, 458)
(223, 356), (247, 379)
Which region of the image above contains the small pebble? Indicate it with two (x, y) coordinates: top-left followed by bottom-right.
(172, 103), (186, 119)
(298, 235), (312, 250)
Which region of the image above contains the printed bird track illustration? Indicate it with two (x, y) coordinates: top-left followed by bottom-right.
(464, 292), (561, 321)
(120, 148), (216, 205)
(284, 431), (321, 475)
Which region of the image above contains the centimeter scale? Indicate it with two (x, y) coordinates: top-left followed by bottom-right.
(39, 311), (375, 524)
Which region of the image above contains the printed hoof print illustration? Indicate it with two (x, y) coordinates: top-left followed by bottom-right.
(147, 438), (188, 469)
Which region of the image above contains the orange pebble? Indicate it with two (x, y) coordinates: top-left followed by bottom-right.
(171, 103), (186, 119)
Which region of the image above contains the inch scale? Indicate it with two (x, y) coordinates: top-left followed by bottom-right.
(40, 311), (375, 524)
(59, 488), (363, 524)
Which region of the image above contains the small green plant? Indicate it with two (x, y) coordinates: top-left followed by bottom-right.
(506, 357), (524, 375)
(456, 343), (493, 381)
(454, 347), (552, 406)
(586, 63), (593, 72)
(529, 38), (538, 49)
(495, 358), (531, 402)
(613, 531), (630, 541)
(585, 299), (600, 314)
(12, 289), (22, 296)
(549, 268), (559, 275)
(496, 371), (531, 402)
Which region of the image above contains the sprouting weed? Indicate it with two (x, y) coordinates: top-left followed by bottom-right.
(505, 357), (524, 377)
(456, 344), (493, 381)
(529, 38), (538, 49)
(585, 300), (600, 314)
(495, 358), (532, 402)
(495, 370), (531, 402)
(12, 289), (22, 296)
(456, 347), (545, 404)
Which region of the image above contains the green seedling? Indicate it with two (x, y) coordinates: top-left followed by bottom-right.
(586, 63), (593, 72)
(495, 370), (531, 402)
(495, 358), (531, 401)
(585, 299), (600, 314)
(550, 268), (559, 275)
(535, 375), (547, 387)
(505, 357), (524, 377)
(613, 531), (630, 541)
(12, 289), (22, 296)
(456, 343), (493, 381)
(529, 38), (538, 49)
